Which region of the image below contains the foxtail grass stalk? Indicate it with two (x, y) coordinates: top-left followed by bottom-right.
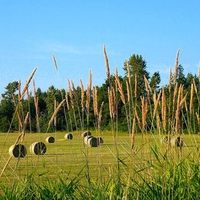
(20, 68), (37, 101)
(173, 49), (180, 84)
(134, 74), (137, 99)
(93, 86), (98, 117)
(151, 90), (161, 130)
(93, 86), (98, 127)
(135, 108), (142, 132)
(65, 91), (73, 131)
(98, 101), (104, 129)
(80, 79), (85, 129)
(52, 54), (58, 70)
(86, 71), (92, 128)
(189, 83), (195, 133)
(60, 89), (68, 131)
(71, 80), (83, 129)
(103, 45), (110, 80)
(68, 80), (78, 130)
(161, 87), (167, 132)
(175, 86), (187, 134)
(126, 61), (135, 126)
(126, 80), (132, 133)
(26, 89), (32, 132)
(141, 96), (148, 133)
(46, 99), (65, 132)
(54, 99), (57, 128)
(114, 73), (131, 133)
(33, 79), (40, 132)
(12, 94), (23, 130)
(131, 117), (136, 150)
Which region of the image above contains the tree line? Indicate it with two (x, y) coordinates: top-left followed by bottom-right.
(0, 52), (199, 134)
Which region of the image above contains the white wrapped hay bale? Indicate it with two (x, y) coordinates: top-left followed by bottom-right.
(81, 131), (92, 138)
(97, 137), (104, 144)
(170, 136), (183, 147)
(30, 142), (47, 155)
(87, 137), (99, 147)
(45, 136), (55, 143)
(9, 144), (27, 158)
(84, 135), (93, 145)
(64, 133), (73, 140)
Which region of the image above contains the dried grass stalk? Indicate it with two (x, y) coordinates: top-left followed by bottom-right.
(71, 80), (77, 98)
(175, 86), (187, 133)
(98, 101), (104, 128)
(12, 94), (23, 128)
(168, 67), (173, 93)
(152, 90), (161, 120)
(47, 99), (65, 132)
(135, 108), (142, 131)
(86, 83), (91, 114)
(86, 71), (92, 113)
(173, 49), (180, 83)
(80, 79), (85, 112)
(93, 86), (98, 116)
(103, 45), (110, 80)
(20, 68), (37, 101)
(65, 91), (70, 110)
(131, 117), (136, 149)
(26, 88), (32, 132)
(161, 87), (167, 131)
(156, 112), (161, 135)
(126, 80), (130, 103)
(126, 61), (131, 85)
(68, 79), (74, 109)
(18, 80), (21, 102)
(52, 54), (58, 70)
(144, 75), (151, 93)
(134, 74), (137, 98)
(21, 112), (29, 141)
(114, 73), (126, 105)
(175, 85), (182, 133)
(54, 99), (57, 127)
(190, 83), (194, 114)
(141, 97), (148, 132)
(33, 79), (40, 132)
(108, 87), (116, 119)
(172, 83), (178, 116)
(193, 79), (198, 95)
(89, 70), (92, 89)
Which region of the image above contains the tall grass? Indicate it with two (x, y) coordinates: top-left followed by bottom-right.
(1, 49), (200, 199)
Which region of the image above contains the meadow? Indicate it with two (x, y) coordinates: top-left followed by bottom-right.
(0, 49), (200, 199)
(1, 131), (200, 199)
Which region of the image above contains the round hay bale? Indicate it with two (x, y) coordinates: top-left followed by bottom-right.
(84, 135), (93, 145)
(45, 136), (55, 143)
(81, 131), (92, 138)
(64, 133), (73, 140)
(9, 144), (27, 158)
(170, 136), (183, 147)
(97, 137), (104, 144)
(87, 137), (99, 147)
(30, 142), (47, 155)
(160, 136), (170, 144)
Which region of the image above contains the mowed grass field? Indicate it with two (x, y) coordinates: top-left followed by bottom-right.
(0, 131), (200, 189)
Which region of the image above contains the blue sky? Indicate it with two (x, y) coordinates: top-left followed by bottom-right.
(0, 1), (199, 95)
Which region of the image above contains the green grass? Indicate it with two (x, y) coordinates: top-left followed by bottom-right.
(1, 131), (200, 199)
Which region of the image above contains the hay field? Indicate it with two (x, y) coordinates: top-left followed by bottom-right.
(1, 131), (199, 188)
